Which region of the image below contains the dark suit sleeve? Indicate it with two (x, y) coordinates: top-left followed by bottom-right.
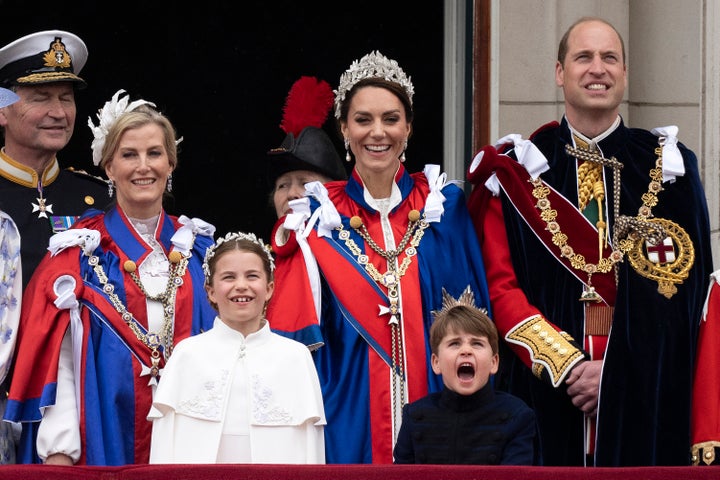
(501, 406), (538, 465)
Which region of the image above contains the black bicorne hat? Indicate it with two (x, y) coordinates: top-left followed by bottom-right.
(267, 126), (346, 186)
(266, 76), (346, 187)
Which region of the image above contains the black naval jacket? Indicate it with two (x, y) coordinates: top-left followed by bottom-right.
(0, 155), (109, 288)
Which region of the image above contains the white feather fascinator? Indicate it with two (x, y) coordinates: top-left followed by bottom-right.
(87, 89), (155, 166)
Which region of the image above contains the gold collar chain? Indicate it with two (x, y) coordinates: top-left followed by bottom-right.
(87, 250), (189, 381)
(554, 141), (690, 300)
(531, 177), (626, 302)
(621, 143), (694, 298)
(337, 209), (428, 324)
(336, 209), (427, 433)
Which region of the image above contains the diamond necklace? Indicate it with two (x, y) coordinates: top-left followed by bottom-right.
(338, 209), (428, 324)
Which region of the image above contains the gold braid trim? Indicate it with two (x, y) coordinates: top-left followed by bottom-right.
(577, 160), (602, 211)
(691, 441), (720, 466)
(506, 315), (585, 387)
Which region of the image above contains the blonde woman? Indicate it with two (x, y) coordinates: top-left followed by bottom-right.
(5, 90), (216, 465)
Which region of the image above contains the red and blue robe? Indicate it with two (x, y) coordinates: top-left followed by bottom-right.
(4, 206), (216, 465)
(267, 165), (491, 464)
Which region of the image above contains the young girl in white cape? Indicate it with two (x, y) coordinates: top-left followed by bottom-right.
(148, 232), (326, 464)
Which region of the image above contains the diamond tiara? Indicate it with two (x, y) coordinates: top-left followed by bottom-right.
(333, 50), (414, 119)
(202, 231), (275, 284)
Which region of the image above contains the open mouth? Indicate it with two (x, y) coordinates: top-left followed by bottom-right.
(457, 362), (475, 380)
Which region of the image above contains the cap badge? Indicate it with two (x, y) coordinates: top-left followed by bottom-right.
(42, 37), (72, 69)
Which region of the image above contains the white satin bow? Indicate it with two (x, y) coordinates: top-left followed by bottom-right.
(48, 229), (101, 257)
(650, 125), (685, 183)
(479, 134), (549, 195)
(423, 164), (451, 223)
(304, 181), (342, 238)
(281, 185), (328, 325)
(173, 216), (216, 256)
(495, 133), (549, 179)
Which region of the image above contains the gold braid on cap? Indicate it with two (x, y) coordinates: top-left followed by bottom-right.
(202, 232), (275, 284)
(433, 286), (489, 319)
(334, 50), (414, 119)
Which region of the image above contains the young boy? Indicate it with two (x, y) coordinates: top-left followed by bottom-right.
(393, 287), (537, 465)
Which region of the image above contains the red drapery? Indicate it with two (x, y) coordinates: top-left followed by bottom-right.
(0, 464), (718, 480)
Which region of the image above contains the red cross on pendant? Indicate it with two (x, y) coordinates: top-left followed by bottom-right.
(646, 237), (675, 264)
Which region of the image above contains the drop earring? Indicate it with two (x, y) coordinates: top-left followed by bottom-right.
(400, 139), (408, 162)
(166, 174), (173, 193)
(107, 179), (114, 197)
(344, 138), (352, 162)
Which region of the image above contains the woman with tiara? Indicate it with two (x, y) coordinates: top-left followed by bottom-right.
(267, 51), (491, 464)
(5, 90), (216, 465)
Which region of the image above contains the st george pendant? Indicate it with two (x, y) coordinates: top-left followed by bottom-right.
(579, 273), (602, 303)
(579, 285), (602, 303)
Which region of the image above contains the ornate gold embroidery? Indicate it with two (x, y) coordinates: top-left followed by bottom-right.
(505, 315), (585, 387)
(691, 441), (719, 466)
(43, 37), (73, 69)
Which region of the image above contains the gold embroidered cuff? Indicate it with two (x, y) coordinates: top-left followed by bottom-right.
(506, 315), (585, 387)
(691, 441), (720, 466)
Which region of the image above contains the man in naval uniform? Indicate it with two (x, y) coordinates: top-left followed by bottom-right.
(0, 29), (109, 289)
(0, 30), (109, 464)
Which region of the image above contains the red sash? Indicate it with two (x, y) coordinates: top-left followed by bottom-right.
(306, 233), (396, 365)
(470, 146), (617, 305)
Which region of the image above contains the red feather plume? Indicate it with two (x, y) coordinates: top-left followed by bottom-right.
(279, 76), (334, 137)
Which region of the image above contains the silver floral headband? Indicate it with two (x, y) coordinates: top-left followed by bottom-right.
(202, 231), (275, 284)
(333, 50), (414, 119)
(87, 89), (156, 166)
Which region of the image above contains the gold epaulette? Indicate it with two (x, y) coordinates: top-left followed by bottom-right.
(691, 441), (720, 466)
(506, 315), (585, 387)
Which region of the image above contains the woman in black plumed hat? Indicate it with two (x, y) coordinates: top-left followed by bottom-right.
(266, 76), (347, 221)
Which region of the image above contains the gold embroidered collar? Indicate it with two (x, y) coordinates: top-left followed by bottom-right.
(0, 148), (60, 187)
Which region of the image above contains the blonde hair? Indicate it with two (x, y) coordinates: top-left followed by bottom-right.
(98, 104), (178, 170)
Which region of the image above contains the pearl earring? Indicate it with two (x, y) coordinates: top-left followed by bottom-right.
(166, 174), (173, 193)
(400, 139), (408, 162)
(344, 138), (352, 162)
(107, 179), (114, 197)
